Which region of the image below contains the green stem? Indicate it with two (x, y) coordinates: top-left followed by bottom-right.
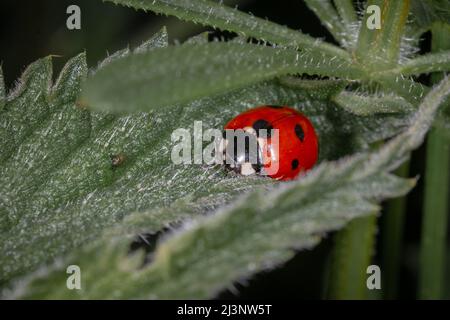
(326, 214), (378, 299)
(419, 21), (450, 300)
(382, 161), (410, 299)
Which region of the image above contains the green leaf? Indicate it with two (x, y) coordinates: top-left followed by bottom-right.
(82, 42), (365, 114)
(7, 75), (450, 299)
(304, 0), (348, 46)
(383, 51), (450, 76)
(377, 75), (429, 105)
(105, 0), (349, 59)
(278, 77), (347, 100)
(333, 0), (358, 28)
(356, 0), (411, 69)
(0, 37), (403, 285)
(410, 0), (450, 31)
(183, 31), (210, 44)
(93, 27), (169, 73)
(0, 49), (267, 282)
(95, 48), (130, 71)
(134, 26), (169, 53)
(0, 57), (53, 163)
(333, 91), (415, 116)
(6, 167), (413, 299)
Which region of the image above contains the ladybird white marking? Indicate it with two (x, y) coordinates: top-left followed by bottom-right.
(257, 137), (266, 149)
(244, 126), (256, 135)
(240, 162), (256, 175)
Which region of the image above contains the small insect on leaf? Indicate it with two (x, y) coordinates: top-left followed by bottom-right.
(110, 153), (126, 168)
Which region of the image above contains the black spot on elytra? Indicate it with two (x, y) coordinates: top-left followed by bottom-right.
(291, 159), (299, 170)
(267, 105), (283, 109)
(295, 124), (305, 142)
(253, 119), (273, 137)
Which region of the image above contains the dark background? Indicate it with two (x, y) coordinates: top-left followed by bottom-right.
(0, 0), (447, 299)
(0, 0), (340, 87)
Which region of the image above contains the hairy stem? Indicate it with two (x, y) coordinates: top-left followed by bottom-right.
(419, 21), (450, 300)
(382, 161), (409, 299)
(326, 214), (378, 299)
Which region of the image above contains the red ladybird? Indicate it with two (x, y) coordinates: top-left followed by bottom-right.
(222, 105), (318, 181)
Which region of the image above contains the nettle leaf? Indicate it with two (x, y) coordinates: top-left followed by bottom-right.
(83, 42), (364, 114)
(333, 0), (358, 28)
(333, 91), (415, 116)
(135, 26), (169, 54)
(184, 31), (210, 44)
(105, 0), (349, 59)
(411, 0), (450, 31)
(304, 0), (348, 46)
(9, 77), (450, 300)
(0, 29), (406, 286)
(356, 0), (411, 68)
(0, 51), (267, 282)
(377, 75), (428, 105)
(93, 27), (170, 74)
(0, 57), (53, 163)
(389, 51), (450, 76)
(277, 77), (347, 100)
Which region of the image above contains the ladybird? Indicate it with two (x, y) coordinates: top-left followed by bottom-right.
(222, 105), (318, 180)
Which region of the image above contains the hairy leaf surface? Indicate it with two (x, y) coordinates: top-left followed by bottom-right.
(0, 32), (404, 285)
(83, 42), (364, 114)
(8, 77), (450, 299)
